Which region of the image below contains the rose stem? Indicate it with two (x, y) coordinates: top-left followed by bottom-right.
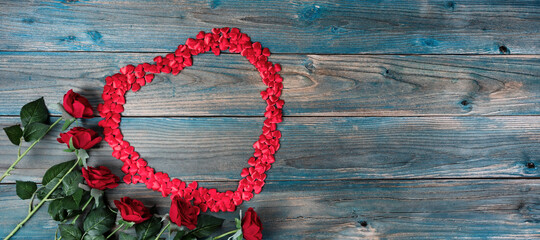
(0, 117), (63, 183)
(153, 221), (171, 240)
(71, 197), (94, 224)
(213, 229), (239, 240)
(3, 158), (79, 240)
(106, 222), (127, 239)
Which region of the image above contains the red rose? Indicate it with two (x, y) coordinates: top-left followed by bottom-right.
(63, 89), (94, 119)
(114, 197), (151, 224)
(242, 208), (262, 240)
(57, 127), (102, 150)
(169, 196), (200, 230)
(82, 166), (119, 190)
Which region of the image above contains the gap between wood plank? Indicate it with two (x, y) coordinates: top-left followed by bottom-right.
(1, 177), (539, 186)
(0, 50), (538, 57)
(3, 115), (540, 118)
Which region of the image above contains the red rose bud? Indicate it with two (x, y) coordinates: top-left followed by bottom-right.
(82, 166), (119, 190)
(57, 127), (102, 150)
(114, 197), (152, 224)
(169, 195), (200, 230)
(63, 89), (94, 118)
(242, 208), (263, 240)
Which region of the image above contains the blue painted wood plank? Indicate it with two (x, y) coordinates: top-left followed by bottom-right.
(0, 52), (539, 117)
(0, 1), (538, 239)
(0, 0), (538, 54)
(1, 180), (539, 239)
(1, 116), (538, 183)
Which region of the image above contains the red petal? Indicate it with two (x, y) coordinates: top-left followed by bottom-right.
(132, 83), (141, 92)
(144, 74), (154, 83)
(123, 175), (132, 184)
(240, 168), (249, 177)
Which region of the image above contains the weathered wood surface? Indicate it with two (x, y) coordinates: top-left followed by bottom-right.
(1, 0), (540, 239)
(1, 116), (539, 183)
(1, 0), (539, 54)
(1, 53), (539, 117)
(1, 180), (539, 239)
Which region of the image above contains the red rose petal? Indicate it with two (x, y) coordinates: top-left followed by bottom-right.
(144, 74), (154, 83)
(240, 168), (249, 177)
(131, 83), (141, 92)
(212, 48), (220, 56)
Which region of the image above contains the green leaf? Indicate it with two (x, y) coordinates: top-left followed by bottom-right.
(48, 196), (79, 221)
(172, 231), (186, 240)
(23, 122), (50, 142)
(72, 188), (86, 207)
(235, 218), (241, 229)
(48, 199), (65, 221)
(90, 188), (104, 208)
(83, 207), (116, 236)
(62, 171), (83, 196)
(43, 160), (77, 185)
(36, 177), (64, 200)
(3, 125), (23, 145)
(15, 180), (37, 200)
(77, 149), (89, 167)
(69, 137), (76, 151)
(62, 195), (80, 210)
(119, 232), (137, 240)
(83, 234), (106, 240)
(184, 214), (224, 239)
(20, 97), (49, 128)
(135, 216), (162, 240)
(62, 118), (76, 131)
(59, 224), (83, 240)
(66, 209), (82, 220)
(37, 160), (78, 200)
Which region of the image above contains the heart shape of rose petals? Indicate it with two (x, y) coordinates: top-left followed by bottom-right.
(98, 27), (283, 213)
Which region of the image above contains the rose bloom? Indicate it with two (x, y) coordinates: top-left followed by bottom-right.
(82, 166), (119, 190)
(242, 208), (263, 240)
(170, 196), (200, 230)
(114, 197), (152, 224)
(63, 89), (94, 119)
(57, 127), (102, 150)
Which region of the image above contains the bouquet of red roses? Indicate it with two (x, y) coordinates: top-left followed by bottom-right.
(2, 90), (263, 240)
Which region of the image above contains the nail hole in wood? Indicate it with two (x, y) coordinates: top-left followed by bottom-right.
(499, 45), (509, 54)
(527, 162), (535, 169)
(445, 1), (455, 10)
(461, 100), (469, 106)
(359, 221), (368, 227)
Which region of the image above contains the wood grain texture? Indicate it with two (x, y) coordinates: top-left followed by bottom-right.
(1, 180), (539, 239)
(1, 52), (539, 117)
(0, 0), (538, 54)
(1, 116), (538, 183)
(1, 1), (539, 239)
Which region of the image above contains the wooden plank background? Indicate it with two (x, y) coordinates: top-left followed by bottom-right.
(0, 0), (539, 239)
(1, 0), (539, 54)
(1, 53), (539, 117)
